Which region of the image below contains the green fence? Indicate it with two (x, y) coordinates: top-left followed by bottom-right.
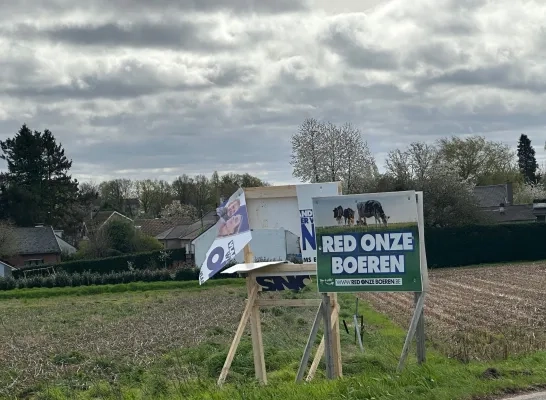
(426, 222), (546, 268)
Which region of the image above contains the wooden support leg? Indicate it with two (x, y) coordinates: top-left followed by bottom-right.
(321, 293), (334, 379)
(414, 292), (426, 365)
(247, 274), (267, 384)
(306, 303), (340, 381)
(296, 302), (324, 382)
(329, 293), (343, 378)
(243, 245), (267, 384)
(217, 284), (259, 386)
(397, 291), (426, 372)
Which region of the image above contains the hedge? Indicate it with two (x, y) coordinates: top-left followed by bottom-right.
(13, 248), (187, 278)
(2, 265), (239, 291)
(426, 222), (546, 268)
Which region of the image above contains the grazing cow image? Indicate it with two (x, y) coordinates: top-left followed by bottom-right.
(343, 207), (355, 225)
(333, 205), (343, 224)
(356, 200), (390, 226)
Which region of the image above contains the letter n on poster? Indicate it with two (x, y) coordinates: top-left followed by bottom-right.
(199, 188), (252, 284)
(312, 191), (423, 293)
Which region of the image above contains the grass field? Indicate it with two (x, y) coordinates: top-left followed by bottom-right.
(316, 221), (417, 234)
(2, 264), (546, 399)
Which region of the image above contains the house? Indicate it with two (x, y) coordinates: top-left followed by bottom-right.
(134, 216), (195, 238)
(0, 260), (17, 278)
(155, 210), (219, 257)
(81, 210), (133, 239)
(8, 225), (64, 268)
(192, 227), (301, 268)
(473, 183), (537, 223)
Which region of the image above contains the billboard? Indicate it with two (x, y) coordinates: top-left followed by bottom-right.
(199, 188), (252, 284)
(313, 190), (423, 293)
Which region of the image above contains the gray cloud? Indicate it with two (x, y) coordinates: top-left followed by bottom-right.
(15, 21), (224, 51)
(0, 0), (309, 16)
(1, 0), (546, 184)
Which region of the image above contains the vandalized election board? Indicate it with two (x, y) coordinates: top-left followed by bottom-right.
(313, 190), (423, 293)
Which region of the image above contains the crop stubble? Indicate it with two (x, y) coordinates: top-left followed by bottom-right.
(358, 263), (546, 361)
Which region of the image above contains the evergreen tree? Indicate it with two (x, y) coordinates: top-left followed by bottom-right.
(517, 134), (539, 184)
(0, 124), (79, 227)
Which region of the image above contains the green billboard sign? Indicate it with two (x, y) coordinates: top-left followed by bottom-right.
(313, 191), (424, 293)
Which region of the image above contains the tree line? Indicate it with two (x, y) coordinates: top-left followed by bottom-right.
(1, 121), (544, 248)
(0, 124), (269, 246)
(290, 118), (545, 227)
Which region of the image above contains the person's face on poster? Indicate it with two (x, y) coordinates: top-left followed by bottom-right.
(219, 214), (242, 237)
(226, 199), (241, 218)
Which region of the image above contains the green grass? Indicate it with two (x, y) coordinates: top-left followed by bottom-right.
(3, 280), (546, 400)
(316, 222), (418, 234)
(0, 278), (244, 300)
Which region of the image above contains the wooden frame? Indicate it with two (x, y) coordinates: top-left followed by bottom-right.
(216, 184), (343, 386)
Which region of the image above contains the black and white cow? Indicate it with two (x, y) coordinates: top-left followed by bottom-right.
(333, 205), (343, 224)
(343, 207), (355, 225)
(356, 200), (390, 226)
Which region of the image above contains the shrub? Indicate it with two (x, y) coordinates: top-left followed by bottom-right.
(12, 248), (187, 278)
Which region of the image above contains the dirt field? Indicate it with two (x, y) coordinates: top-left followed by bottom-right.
(359, 263), (546, 361)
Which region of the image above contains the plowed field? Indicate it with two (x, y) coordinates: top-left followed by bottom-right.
(358, 263), (546, 361)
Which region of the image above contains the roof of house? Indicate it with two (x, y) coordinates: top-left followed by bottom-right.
(157, 219), (218, 241)
(13, 226), (62, 255)
(0, 259), (18, 271)
(85, 211), (132, 228)
(134, 217), (194, 237)
(480, 204), (536, 223)
(473, 184), (511, 208)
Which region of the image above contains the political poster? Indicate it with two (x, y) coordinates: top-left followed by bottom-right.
(312, 190), (423, 293)
(295, 183), (340, 264)
(199, 188), (252, 285)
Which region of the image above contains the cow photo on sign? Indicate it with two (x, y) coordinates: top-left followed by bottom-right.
(313, 191), (422, 293)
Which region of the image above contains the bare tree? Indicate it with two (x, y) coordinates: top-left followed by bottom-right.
(290, 118), (326, 182)
(385, 148), (412, 188)
(340, 122), (377, 193)
(160, 201), (199, 220)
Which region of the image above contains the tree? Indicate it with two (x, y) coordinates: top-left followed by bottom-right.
(135, 179), (172, 217)
(290, 118), (325, 182)
(290, 119), (377, 189)
(171, 174), (195, 205)
(437, 136), (517, 185)
(517, 134), (539, 184)
(99, 179), (135, 214)
(382, 142), (487, 227)
(0, 221), (15, 258)
(160, 201), (199, 220)
(0, 124), (79, 228)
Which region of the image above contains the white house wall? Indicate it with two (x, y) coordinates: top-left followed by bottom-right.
(193, 228), (289, 268)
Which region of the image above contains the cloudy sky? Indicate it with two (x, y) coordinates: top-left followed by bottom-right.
(1, 0), (545, 185)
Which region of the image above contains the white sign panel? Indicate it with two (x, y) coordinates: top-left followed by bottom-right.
(296, 183), (340, 263)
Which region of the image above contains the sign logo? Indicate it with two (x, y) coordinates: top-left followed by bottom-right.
(300, 209), (316, 263)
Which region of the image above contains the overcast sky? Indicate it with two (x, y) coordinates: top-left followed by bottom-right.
(1, 0), (545, 185)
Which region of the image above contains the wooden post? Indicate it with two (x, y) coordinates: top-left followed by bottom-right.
(397, 291), (426, 372)
(296, 302), (323, 382)
(217, 284), (258, 385)
(329, 293), (343, 377)
(321, 293), (334, 379)
(244, 245), (267, 385)
(306, 303), (339, 381)
(306, 336), (324, 382)
(414, 292), (426, 364)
